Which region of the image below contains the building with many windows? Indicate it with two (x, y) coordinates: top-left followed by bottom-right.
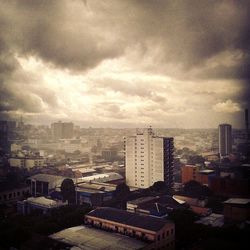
(51, 121), (74, 139)
(181, 165), (215, 185)
(85, 207), (175, 249)
(125, 128), (174, 188)
(9, 156), (45, 170)
(0, 186), (30, 204)
(219, 124), (232, 157)
(27, 174), (66, 196)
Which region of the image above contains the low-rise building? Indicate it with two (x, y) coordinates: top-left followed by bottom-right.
(223, 198), (250, 222)
(209, 176), (250, 198)
(181, 165), (215, 185)
(76, 182), (116, 206)
(181, 165), (198, 184)
(102, 148), (118, 161)
(27, 174), (66, 196)
(85, 207), (175, 249)
(127, 195), (186, 218)
(196, 213), (224, 227)
(0, 185), (30, 204)
(17, 196), (67, 215)
(50, 225), (149, 250)
(197, 169), (216, 185)
(127, 197), (156, 213)
(173, 195), (211, 216)
(78, 172), (124, 185)
(9, 156), (45, 170)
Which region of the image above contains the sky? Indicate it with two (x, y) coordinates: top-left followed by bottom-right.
(0, 0), (249, 129)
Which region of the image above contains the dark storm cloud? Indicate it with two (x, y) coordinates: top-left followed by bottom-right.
(0, 0), (124, 72)
(0, 0), (249, 124)
(0, 82), (43, 113)
(238, 83), (250, 109)
(129, 0), (250, 80)
(1, 0), (249, 76)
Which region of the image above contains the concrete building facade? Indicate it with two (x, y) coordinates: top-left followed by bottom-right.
(51, 121), (74, 139)
(0, 186), (30, 204)
(9, 156), (45, 170)
(125, 128), (174, 188)
(85, 207), (175, 249)
(219, 124), (232, 157)
(181, 165), (215, 185)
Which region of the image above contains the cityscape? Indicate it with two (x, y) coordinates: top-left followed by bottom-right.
(0, 1), (250, 250)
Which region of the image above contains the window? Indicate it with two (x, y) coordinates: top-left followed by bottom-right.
(158, 235), (160, 241)
(171, 229), (174, 235)
(162, 232), (165, 239)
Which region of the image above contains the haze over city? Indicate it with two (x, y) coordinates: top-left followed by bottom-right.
(1, 1), (250, 250)
(0, 0), (250, 128)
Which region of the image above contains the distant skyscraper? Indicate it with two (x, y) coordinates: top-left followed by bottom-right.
(218, 124), (232, 157)
(125, 127), (174, 189)
(51, 121), (74, 139)
(62, 122), (74, 139)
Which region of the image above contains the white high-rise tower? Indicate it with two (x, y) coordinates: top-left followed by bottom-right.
(125, 128), (174, 189)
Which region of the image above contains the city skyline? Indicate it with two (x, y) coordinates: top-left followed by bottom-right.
(0, 1), (250, 129)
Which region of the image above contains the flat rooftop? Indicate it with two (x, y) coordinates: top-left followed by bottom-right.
(27, 174), (66, 183)
(196, 213), (224, 227)
(198, 169), (215, 174)
(72, 168), (96, 174)
(77, 182), (116, 192)
(127, 196), (157, 205)
(78, 172), (123, 182)
(183, 165), (197, 168)
(50, 225), (148, 250)
(224, 198), (250, 205)
(86, 207), (173, 232)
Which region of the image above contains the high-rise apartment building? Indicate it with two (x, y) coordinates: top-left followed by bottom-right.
(218, 124), (232, 157)
(125, 128), (174, 189)
(51, 121), (74, 139)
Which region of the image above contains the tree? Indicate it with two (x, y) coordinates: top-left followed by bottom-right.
(60, 178), (75, 204)
(149, 181), (169, 193)
(113, 183), (131, 208)
(183, 180), (212, 197)
(187, 155), (205, 165)
(114, 183), (130, 198)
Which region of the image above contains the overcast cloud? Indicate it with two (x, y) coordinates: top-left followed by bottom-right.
(0, 0), (249, 128)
